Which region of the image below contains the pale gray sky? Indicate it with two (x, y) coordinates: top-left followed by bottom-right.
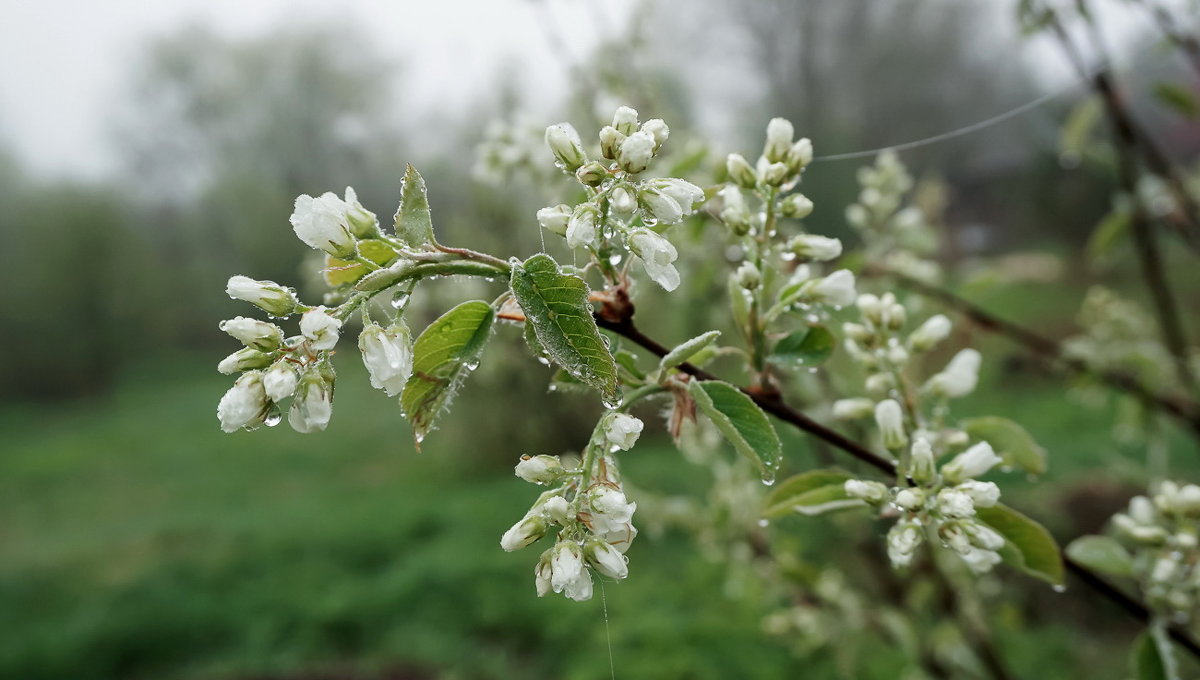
(0, 0), (635, 178)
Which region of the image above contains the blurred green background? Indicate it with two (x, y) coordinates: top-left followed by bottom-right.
(3, 1), (1199, 678)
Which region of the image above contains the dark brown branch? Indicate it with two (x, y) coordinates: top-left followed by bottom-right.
(594, 312), (1200, 659)
(872, 267), (1200, 442)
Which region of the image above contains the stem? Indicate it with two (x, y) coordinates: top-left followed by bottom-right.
(594, 311), (1200, 659)
(352, 255), (382, 271)
(433, 242), (512, 270)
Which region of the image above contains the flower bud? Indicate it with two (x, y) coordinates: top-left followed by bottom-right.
(787, 234), (841, 261)
(501, 514), (548, 552)
(925, 349), (981, 399)
(761, 161), (789, 187)
(646, 178), (704, 217)
(764, 117), (794, 163)
(960, 546), (1002, 574)
(290, 192), (356, 259)
(894, 487), (925, 511)
(780, 193), (815, 219)
(585, 537), (629, 579)
(909, 437), (937, 485)
(787, 138), (814, 172)
(832, 398), (875, 420)
(575, 161), (608, 186)
(599, 126), (625, 160)
(941, 441), (1001, 483)
(342, 186), (379, 239)
(887, 519), (924, 568)
(936, 488), (975, 518)
(612, 106), (639, 136)
(226, 276), (298, 317)
(359, 321), (413, 397)
(217, 370), (270, 433)
(610, 187), (637, 215)
(809, 269), (857, 308)
(956, 480), (1000, 508)
(288, 366), (334, 434)
(515, 454), (566, 484)
(875, 399), (907, 450)
(640, 189), (684, 225)
(908, 314), (952, 352)
(550, 540), (585, 591)
(220, 316), (283, 351)
(544, 495), (572, 524)
(536, 204), (572, 236)
(589, 485), (637, 524)
(963, 520), (1006, 551)
(844, 479), (889, 504)
(618, 131), (656, 174)
(735, 261), (761, 290)
(726, 153), (757, 189)
(218, 347), (273, 375)
(718, 186), (752, 235)
(641, 118), (669, 149)
(566, 203), (598, 249)
(299, 307), (342, 351)
(535, 550), (554, 597)
(628, 229), (680, 291)
(864, 372), (895, 397)
(604, 414), (644, 450)
(263, 361), (299, 402)
(545, 122), (586, 171)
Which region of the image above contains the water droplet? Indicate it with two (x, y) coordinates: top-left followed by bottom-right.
(537, 355), (551, 366)
(602, 396), (622, 410)
(265, 411), (282, 427)
(757, 519), (769, 528)
(1052, 584), (1067, 593)
(609, 445), (620, 453)
(609, 254), (623, 266)
(464, 360), (480, 371)
(414, 431), (426, 444)
(548, 384), (559, 392)
(390, 291), (410, 309)
(760, 472), (776, 486)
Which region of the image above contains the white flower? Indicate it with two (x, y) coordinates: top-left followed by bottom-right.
(359, 322), (413, 397)
(640, 189), (683, 225)
(788, 234), (840, 261)
(566, 204), (597, 249)
(909, 314), (952, 352)
(956, 480), (1000, 508)
(545, 122), (586, 170)
(628, 229), (680, 292)
(550, 541), (585, 592)
(810, 269), (856, 308)
(874, 399), (907, 450)
(941, 441), (1001, 483)
(909, 437), (937, 484)
(288, 368), (334, 434)
(263, 361), (300, 402)
(219, 316), (283, 351)
(290, 192), (356, 258)
(604, 414), (644, 450)
(217, 347), (272, 375)
(1113, 513), (1167, 544)
(844, 479), (888, 504)
(787, 138), (813, 170)
(1130, 495), (1157, 523)
(618, 131), (656, 174)
(611, 106), (639, 135)
(735, 261), (761, 290)
(719, 185), (751, 232)
(726, 153), (757, 188)
(936, 488), (976, 518)
(832, 398), (875, 420)
(536, 204), (572, 236)
(925, 349), (981, 398)
(764, 117), (794, 162)
(586, 538), (629, 579)
(501, 515), (547, 552)
(611, 187), (637, 215)
(598, 125), (624, 160)
(544, 495), (572, 524)
(514, 454), (565, 484)
(535, 550), (554, 597)
(300, 307), (342, 351)
(963, 521), (1006, 551)
(590, 485), (637, 525)
(647, 178), (704, 217)
(960, 546), (1002, 574)
(342, 186), (378, 238)
(217, 371), (269, 433)
(894, 488), (925, 511)
(761, 162), (788, 186)
(1158, 482), (1200, 515)
(781, 194), (816, 220)
(887, 520), (924, 568)
(641, 118), (669, 149)
(596, 521), (638, 554)
(561, 567), (593, 602)
(225, 276), (297, 317)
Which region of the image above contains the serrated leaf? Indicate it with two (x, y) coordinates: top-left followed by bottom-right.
(509, 254), (618, 402)
(393, 164), (435, 247)
(688, 379), (782, 480)
(659, 330), (721, 374)
(1154, 82), (1199, 119)
(768, 325), (835, 367)
(963, 416), (1046, 476)
(976, 504), (1064, 586)
(400, 300), (495, 446)
(323, 240), (399, 287)
(764, 468), (860, 518)
(1066, 535), (1134, 578)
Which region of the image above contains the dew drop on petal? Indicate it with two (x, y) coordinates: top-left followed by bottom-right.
(265, 411), (282, 427)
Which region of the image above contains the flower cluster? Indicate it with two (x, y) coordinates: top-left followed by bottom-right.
(719, 117), (816, 239)
(845, 151), (940, 283)
(536, 106), (704, 291)
(1110, 482), (1200, 622)
(217, 186), (416, 434)
(500, 413), (644, 601)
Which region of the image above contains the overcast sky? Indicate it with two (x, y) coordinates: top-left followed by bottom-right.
(0, 0), (635, 178)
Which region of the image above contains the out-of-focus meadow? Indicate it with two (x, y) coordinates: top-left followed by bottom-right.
(3, 1), (1200, 678)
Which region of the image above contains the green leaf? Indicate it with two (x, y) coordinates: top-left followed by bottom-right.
(962, 416), (1047, 476)
(1066, 535), (1134, 578)
(323, 239), (399, 287)
(614, 350), (646, 381)
(393, 164), (435, 247)
(400, 300), (495, 447)
(728, 275), (752, 333)
(976, 504), (1064, 586)
(763, 469), (864, 518)
(659, 330), (721, 374)
(1154, 82), (1199, 119)
(688, 380), (782, 481)
(509, 254), (619, 403)
(768, 325), (835, 367)
(1086, 207), (1131, 265)
(1133, 626), (1180, 680)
